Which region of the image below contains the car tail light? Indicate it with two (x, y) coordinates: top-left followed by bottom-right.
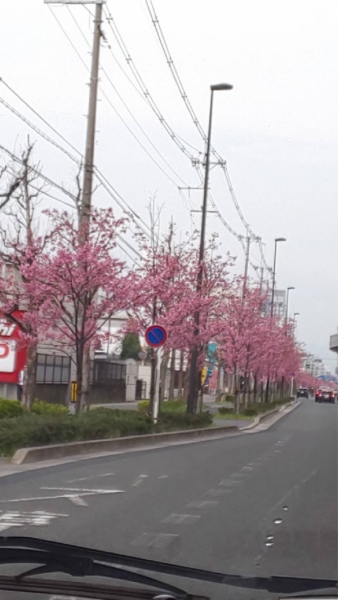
(330, 392), (334, 398)
(317, 391), (322, 396)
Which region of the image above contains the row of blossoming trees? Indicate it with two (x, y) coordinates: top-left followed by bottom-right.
(0, 151), (303, 413)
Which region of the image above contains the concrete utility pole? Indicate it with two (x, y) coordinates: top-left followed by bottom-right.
(81, 1), (103, 225)
(270, 237), (286, 317)
(44, 2), (103, 224)
(242, 234), (251, 298)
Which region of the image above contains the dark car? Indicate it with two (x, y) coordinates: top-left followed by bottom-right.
(315, 387), (335, 403)
(297, 387), (309, 399)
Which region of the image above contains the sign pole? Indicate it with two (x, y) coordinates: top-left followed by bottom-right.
(153, 346), (163, 424)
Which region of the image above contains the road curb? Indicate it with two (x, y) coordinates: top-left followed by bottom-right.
(239, 400), (296, 431)
(11, 424), (239, 465)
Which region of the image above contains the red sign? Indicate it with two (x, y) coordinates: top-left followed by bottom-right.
(0, 311), (27, 384)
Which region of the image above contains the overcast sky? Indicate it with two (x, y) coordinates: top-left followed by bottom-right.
(1, 0), (337, 369)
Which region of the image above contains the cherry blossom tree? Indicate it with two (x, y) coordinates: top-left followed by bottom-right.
(0, 145), (55, 408)
(25, 208), (138, 413)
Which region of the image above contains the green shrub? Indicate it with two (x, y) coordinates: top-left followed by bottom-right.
(0, 398), (25, 419)
(0, 414), (81, 456)
(156, 412), (212, 432)
(31, 400), (69, 415)
(218, 406), (234, 415)
(137, 400), (150, 414)
(138, 399), (187, 414)
(0, 403), (211, 457)
(225, 394), (235, 403)
(161, 400), (186, 414)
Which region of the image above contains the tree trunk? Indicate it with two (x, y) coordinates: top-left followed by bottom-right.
(183, 364), (190, 402)
(159, 351), (170, 405)
(169, 349), (176, 400)
(178, 350), (184, 399)
(22, 344), (37, 410)
(79, 347), (91, 413)
(265, 376), (270, 403)
(253, 373), (258, 403)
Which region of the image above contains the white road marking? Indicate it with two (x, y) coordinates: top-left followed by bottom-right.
(66, 472), (115, 483)
(132, 474), (149, 487)
(187, 500), (219, 509)
(41, 487), (121, 493)
(158, 475), (169, 479)
(0, 510), (68, 532)
(241, 466), (253, 472)
(219, 479), (242, 487)
(0, 489), (125, 505)
(132, 532), (179, 548)
(206, 488), (233, 497)
(162, 513), (201, 525)
(69, 496), (88, 507)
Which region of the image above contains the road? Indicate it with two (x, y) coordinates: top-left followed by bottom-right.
(0, 398), (337, 599)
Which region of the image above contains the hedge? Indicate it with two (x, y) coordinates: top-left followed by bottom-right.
(0, 398), (68, 420)
(138, 400), (187, 414)
(0, 407), (212, 457)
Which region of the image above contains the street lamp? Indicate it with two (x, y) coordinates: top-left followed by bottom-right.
(285, 286), (295, 323)
(270, 237), (287, 317)
(187, 82), (233, 415)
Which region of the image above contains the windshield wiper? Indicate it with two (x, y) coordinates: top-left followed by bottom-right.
(0, 536), (337, 596)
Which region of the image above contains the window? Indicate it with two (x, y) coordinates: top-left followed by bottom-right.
(36, 354), (71, 384)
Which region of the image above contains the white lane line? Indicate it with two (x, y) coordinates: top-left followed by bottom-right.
(69, 496), (88, 507)
(162, 514), (201, 525)
(241, 466), (253, 472)
(0, 510), (68, 532)
(0, 490), (125, 504)
(41, 487), (121, 493)
(230, 473), (245, 478)
(132, 475), (149, 487)
(132, 532), (178, 548)
(187, 500), (219, 509)
(66, 472), (115, 483)
(206, 488), (233, 497)
(158, 475), (169, 479)
(219, 479), (242, 487)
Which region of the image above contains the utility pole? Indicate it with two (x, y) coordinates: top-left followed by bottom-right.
(242, 234), (251, 298)
(80, 1), (103, 226)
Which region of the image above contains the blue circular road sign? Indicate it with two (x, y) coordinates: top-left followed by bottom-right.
(145, 325), (167, 348)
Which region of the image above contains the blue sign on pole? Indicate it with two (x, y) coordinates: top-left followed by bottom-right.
(145, 325), (167, 348)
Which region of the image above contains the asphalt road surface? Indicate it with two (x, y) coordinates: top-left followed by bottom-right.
(0, 398), (337, 599)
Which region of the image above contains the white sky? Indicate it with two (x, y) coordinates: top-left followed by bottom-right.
(1, 0), (337, 369)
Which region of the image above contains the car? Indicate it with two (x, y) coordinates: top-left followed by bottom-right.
(297, 387), (309, 399)
(315, 387), (335, 403)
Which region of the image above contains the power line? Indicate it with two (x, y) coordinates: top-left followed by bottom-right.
(144, 0), (271, 270)
(0, 143), (142, 265)
(51, 5), (188, 189)
(104, 2), (197, 162)
(0, 97), (81, 165)
(103, 2), (250, 248)
(67, 6), (188, 187)
(0, 79), (154, 239)
(0, 144), (77, 203)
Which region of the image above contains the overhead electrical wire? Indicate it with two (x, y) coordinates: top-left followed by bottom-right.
(104, 3), (197, 163)
(105, 0), (257, 260)
(0, 143), (141, 265)
(50, 5), (187, 190)
(143, 0), (271, 271)
(0, 79), (155, 240)
(103, 2), (249, 250)
(66, 6), (188, 187)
